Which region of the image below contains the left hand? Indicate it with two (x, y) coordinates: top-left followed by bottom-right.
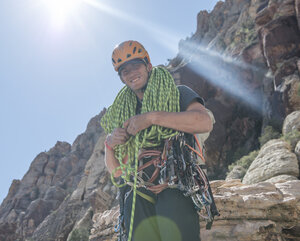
(147, 183), (168, 194)
(123, 112), (154, 136)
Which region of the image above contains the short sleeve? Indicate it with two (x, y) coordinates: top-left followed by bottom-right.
(177, 85), (205, 111)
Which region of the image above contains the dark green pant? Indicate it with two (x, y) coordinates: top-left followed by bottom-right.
(123, 188), (201, 241)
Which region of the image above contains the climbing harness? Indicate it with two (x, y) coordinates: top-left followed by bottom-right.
(101, 66), (218, 240)
(114, 133), (219, 240)
(101, 66), (180, 241)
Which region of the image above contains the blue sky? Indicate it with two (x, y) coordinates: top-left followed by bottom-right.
(0, 0), (219, 203)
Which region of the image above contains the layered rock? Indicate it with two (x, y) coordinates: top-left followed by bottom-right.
(89, 179), (300, 241)
(201, 179), (300, 241)
(242, 139), (299, 184)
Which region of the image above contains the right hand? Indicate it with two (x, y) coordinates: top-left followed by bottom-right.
(106, 128), (130, 148)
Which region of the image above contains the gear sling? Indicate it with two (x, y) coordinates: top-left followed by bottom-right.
(115, 132), (219, 240)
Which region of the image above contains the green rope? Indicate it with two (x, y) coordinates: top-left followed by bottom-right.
(101, 66), (180, 241)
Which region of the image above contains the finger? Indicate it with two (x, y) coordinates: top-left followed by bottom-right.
(114, 134), (130, 144)
(113, 136), (128, 143)
(148, 187), (164, 194)
(147, 184), (167, 192)
(119, 133), (130, 141)
(123, 120), (129, 129)
(115, 140), (126, 145)
(127, 128), (137, 136)
(113, 138), (128, 146)
(119, 129), (130, 138)
(112, 129), (129, 139)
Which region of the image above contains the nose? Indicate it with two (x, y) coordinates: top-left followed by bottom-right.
(127, 66), (137, 76)
(122, 65), (140, 78)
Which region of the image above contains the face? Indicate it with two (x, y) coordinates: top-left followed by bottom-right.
(119, 61), (152, 97)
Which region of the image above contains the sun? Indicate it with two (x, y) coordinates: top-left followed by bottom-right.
(41, 0), (82, 29)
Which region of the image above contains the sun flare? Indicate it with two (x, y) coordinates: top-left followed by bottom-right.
(41, 0), (82, 29)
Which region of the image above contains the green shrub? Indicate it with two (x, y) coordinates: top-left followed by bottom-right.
(281, 129), (300, 150)
(68, 228), (89, 241)
(259, 125), (281, 147)
(228, 150), (259, 172)
(231, 146), (249, 163)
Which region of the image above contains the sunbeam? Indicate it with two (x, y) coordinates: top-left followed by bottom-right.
(41, 0), (83, 30)
(178, 40), (264, 112)
(83, 0), (263, 112)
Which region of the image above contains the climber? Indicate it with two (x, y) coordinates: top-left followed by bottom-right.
(101, 40), (215, 241)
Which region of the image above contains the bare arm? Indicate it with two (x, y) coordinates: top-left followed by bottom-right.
(104, 128), (129, 177)
(105, 101), (213, 177)
(124, 101), (213, 135)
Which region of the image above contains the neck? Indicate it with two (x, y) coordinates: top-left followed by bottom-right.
(135, 90), (144, 101)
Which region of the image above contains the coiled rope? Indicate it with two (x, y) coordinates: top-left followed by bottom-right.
(101, 66), (180, 241)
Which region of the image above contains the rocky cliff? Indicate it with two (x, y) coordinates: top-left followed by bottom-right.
(167, 0), (300, 179)
(1, 0), (300, 240)
(0, 109), (117, 241)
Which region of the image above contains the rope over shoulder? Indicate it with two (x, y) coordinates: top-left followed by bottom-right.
(100, 66), (180, 241)
(101, 66), (180, 182)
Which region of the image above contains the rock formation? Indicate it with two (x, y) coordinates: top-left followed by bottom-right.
(0, 0), (300, 240)
(0, 110), (118, 241)
(89, 179), (300, 241)
(242, 139), (299, 184)
(167, 0), (300, 179)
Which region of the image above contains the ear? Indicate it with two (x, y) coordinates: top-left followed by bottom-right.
(146, 63), (152, 72)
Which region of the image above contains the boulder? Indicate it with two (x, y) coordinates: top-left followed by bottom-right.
(265, 174), (298, 183)
(225, 165), (246, 180)
(282, 110), (300, 135)
(242, 139), (299, 184)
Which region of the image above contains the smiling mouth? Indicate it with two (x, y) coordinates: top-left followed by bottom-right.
(130, 77), (140, 83)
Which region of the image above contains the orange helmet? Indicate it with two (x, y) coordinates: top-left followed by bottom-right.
(112, 40), (151, 72)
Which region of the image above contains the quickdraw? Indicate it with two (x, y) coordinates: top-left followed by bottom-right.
(115, 133), (219, 240)
(166, 133), (219, 229)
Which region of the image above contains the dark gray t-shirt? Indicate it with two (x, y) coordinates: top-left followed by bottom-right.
(177, 85), (204, 111)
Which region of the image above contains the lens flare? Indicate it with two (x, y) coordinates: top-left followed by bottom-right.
(83, 0), (264, 111)
(41, 0), (82, 29)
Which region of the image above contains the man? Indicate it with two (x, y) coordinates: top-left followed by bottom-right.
(101, 40), (214, 241)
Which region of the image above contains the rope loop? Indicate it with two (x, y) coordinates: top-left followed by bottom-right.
(100, 66), (180, 241)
